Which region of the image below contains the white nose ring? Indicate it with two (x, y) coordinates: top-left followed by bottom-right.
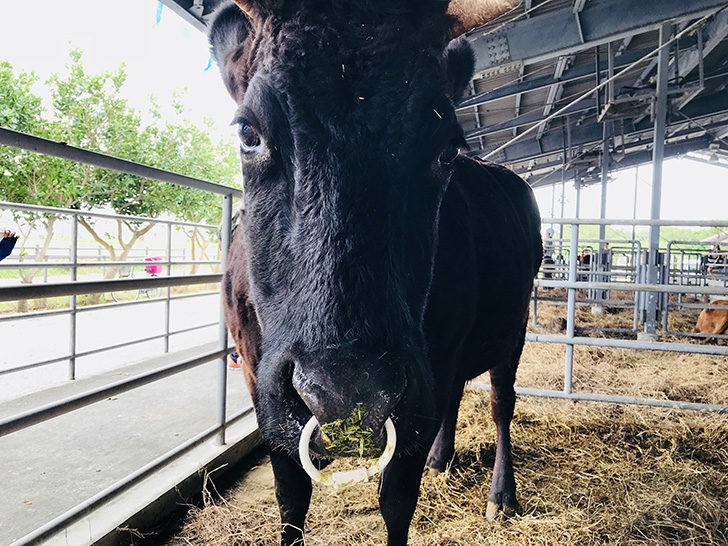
(297, 416), (397, 490)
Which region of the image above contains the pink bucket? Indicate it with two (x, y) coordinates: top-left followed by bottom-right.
(144, 256), (163, 275)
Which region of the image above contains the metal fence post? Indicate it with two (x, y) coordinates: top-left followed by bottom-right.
(564, 221), (579, 394)
(69, 213), (79, 380)
(644, 23), (670, 338)
(532, 285), (539, 327)
(164, 223), (172, 353)
(217, 193), (233, 445)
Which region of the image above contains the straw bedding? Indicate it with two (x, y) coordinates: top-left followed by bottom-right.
(171, 303), (728, 545)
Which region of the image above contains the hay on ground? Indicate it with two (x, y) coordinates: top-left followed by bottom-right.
(171, 306), (728, 545)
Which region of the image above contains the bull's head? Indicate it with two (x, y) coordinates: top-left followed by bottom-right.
(209, 0), (505, 458)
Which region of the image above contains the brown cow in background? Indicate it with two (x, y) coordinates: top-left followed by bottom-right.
(695, 299), (728, 337)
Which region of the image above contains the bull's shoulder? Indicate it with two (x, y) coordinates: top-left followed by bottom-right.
(459, 156), (539, 216)
(450, 155), (542, 273)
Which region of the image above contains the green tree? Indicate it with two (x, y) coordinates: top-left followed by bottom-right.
(0, 50), (241, 307)
(0, 61), (76, 310)
(148, 100), (240, 273)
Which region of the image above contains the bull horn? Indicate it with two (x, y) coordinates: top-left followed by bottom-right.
(447, 0), (521, 37)
(231, 0), (263, 21)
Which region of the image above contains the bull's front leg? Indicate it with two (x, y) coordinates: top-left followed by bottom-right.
(486, 364), (519, 520)
(269, 449), (312, 545)
(378, 451), (428, 546)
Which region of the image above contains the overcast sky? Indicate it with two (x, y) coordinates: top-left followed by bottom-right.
(1, 0), (726, 228)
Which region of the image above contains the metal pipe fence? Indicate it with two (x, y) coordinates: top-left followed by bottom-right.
(0, 127), (247, 544)
(0, 199), (227, 379)
(531, 217), (728, 413)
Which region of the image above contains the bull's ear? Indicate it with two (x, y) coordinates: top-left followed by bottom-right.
(208, 2), (254, 102)
(443, 37), (475, 103)
(447, 0), (520, 37)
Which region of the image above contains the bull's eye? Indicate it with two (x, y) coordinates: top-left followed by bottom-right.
(439, 142), (460, 165)
(238, 122), (262, 152)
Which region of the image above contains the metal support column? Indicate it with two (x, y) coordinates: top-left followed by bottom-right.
(644, 23), (671, 338)
(559, 176), (566, 257)
(632, 165), (639, 257)
(595, 122), (611, 308)
(164, 223), (172, 353)
(564, 221), (580, 394)
(558, 117), (568, 257)
(599, 42), (614, 251)
(68, 214), (79, 380)
(217, 193), (233, 445)
(598, 125), (610, 247)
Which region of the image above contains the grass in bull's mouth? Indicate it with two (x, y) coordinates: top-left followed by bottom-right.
(320, 405), (380, 459)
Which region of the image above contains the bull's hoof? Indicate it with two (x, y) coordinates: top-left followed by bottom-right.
(485, 500), (499, 521)
(485, 499), (519, 521)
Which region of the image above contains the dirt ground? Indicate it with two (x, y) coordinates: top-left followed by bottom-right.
(169, 303), (728, 545)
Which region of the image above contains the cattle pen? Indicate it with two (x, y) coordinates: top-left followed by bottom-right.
(1, 0), (728, 545)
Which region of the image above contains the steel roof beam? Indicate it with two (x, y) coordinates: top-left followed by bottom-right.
(527, 135), (713, 187)
(676, 10), (728, 109)
(510, 124), (724, 176)
(467, 0), (728, 74)
(477, 88), (728, 162)
(158, 0), (207, 31)
(466, 99), (595, 139)
(536, 0), (589, 140)
(458, 48), (650, 110)
(537, 55), (573, 139)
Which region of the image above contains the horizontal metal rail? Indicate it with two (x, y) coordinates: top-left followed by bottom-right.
(0, 354), (73, 377)
(0, 307), (71, 323)
(664, 329), (728, 341)
(470, 383), (728, 413)
(0, 200), (220, 230)
(0, 348), (230, 438)
(0, 259), (220, 270)
(541, 217), (728, 227)
(73, 322), (218, 360)
(9, 404), (255, 546)
(0, 128), (242, 197)
(535, 279), (728, 296)
(0, 290), (218, 324)
(0, 321), (219, 377)
(534, 297), (635, 307)
(526, 333), (728, 356)
(666, 301), (728, 311)
(0, 274), (221, 302)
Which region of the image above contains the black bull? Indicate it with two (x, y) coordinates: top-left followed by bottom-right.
(212, 1), (542, 544)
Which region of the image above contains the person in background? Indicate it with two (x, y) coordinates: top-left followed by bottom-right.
(542, 227), (555, 279)
(228, 352), (242, 368)
(0, 229), (19, 261)
(578, 247), (592, 282)
(707, 243), (726, 277)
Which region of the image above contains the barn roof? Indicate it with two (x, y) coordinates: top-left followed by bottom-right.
(163, 0), (728, 187)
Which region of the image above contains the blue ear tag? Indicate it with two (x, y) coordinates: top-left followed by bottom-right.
(204, 55), (213, 72)
(156, 1), (163, 24)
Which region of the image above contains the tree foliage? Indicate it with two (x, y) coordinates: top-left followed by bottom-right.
(0, 50), (241, 295)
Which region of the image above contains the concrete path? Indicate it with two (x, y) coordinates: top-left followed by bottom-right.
(0, 342), (253, 545)
(1, 293), (221, 403)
